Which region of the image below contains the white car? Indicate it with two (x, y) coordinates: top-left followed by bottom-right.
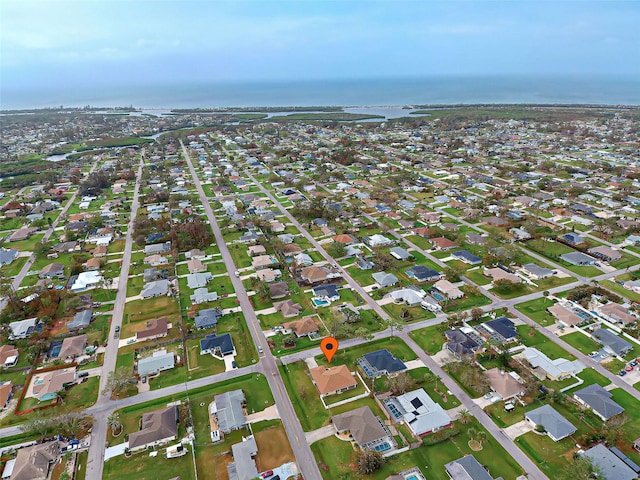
(588, 351), (598, 357)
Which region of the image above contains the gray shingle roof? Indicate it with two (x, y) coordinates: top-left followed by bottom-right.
(525, 405), (576, 441)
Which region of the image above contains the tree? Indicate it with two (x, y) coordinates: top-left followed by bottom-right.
(458, 408), (472, 424)
(385, 372), (415, 396)
(356, 449), (385, 474)
(327, 241), (346, 259)
(559, 455), (601, 480)
(476, 431), (487, 445)
(467, 427), (478, 441)
(18, 410), (56, 440)
(470, 307), (484, 322)
(102, 367), (134, 398)
(107, 412), (122, 436)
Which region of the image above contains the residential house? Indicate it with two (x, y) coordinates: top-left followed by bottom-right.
(389, 287), (426, 307)
(26, 367), (76, 401)
(92, 245), (107, 258)
(143, 268), (160, 283)
(389, 247), (412, 261)
(429, 236), (459, 251)
(357, 349), (406, 378)
(484, 368), (524, 400)
(371, 272), (399, 288)
(8, 318), (38, 340)
(6, 441), (59, 480)
(293, 252), (313, 267)
(433, 279), (464, 299)
(57, 334), (87, 360)
(256, 268), (281, 283)
(136, 317), (169, 341)
(476, 317), (518, 343)
(282, 317), (319, 337)
(445, 455), (495, 480)
(588, 246), (622, 262)
(187, 272), (213, 289)
(200, 333), (236, 357)
(210, 389), (247, 441)
(312, 284), (340, 303)
(580, 444), (638, 480)
(548, 303), (584, 327)
(384, 388), (452, 437)
(520, 347), (584, 380)
(8, 227), (36, 242)
(591, 328), (632, 357)
(309, 365), (357, 397)
(466, 233), (488, 246)
(559, 233), (586, 246)
(451, 250), (482, 265)
(138, 349), (175, 376)
(525, 405), (577, 441)
(227, 436), (259, 480)
(274, 299), (302, 318)
(187, 258), (206, 273)
(84, 258), (101, 271)
(362, 234), (395, 248)
(0, 249), (19, 266)
(333, 234), (358, 245)
(194, 308), (223, 330)
(144, 254), (168, 266)
(299, 265), (342, 284)
(573, 384), (624, 421)
(0, 381), (12, 410)
(445, 328), (483, 359)
(406, 265), (441, 282)
(141, 279), (170, 298)
(268, 281), (289, 299)
(252, 255), (277, 270)
(39, 263), (65, 279)
(598, 303), (637, 326)
(128, 406), (179, 452)
(69, 271), (102, 292)
(0, 345), (19, 368)
(332, 406), (393, 451)
(144, 242), (171, 255)
(560, 252), (598, 266)
(186, 248), (206, 260)
(521, 263), (554, 280)
(190, 288), (218, 304)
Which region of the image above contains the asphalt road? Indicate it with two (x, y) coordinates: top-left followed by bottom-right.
(181, 141), (323, 480)
(85, 154), (145, 480)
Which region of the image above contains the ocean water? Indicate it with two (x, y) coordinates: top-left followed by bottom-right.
(2, 75), (640, 110)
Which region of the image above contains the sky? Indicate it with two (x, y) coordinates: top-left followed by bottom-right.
(1, 0), (639, 92)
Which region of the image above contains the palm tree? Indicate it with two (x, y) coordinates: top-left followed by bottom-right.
(458, 408), (472, 425)
(467, 427), (478, 442)
(107, 413), (122, 436)
(476, 431), (487, 445)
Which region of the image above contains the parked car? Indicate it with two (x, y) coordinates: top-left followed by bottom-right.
(625, 365), (634, 372)
(114, 326), (120, 333)
(78, 372), (89, 378)
(141, 376), (147, 383)
(261, 471), (273, 479)
(231, 361), (237, 369)
(258, 346), (263, 354)
(588, 351), (598, 357)
(619, 370), (627, 376)
(630, 360), (638, 367)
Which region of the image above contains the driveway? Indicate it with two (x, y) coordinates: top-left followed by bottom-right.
(104, 442), (128, 461)
(305, 425), (336, 444)
(246, 405), (279, 423)
(503, 420), (532, 440)
(224, 355), (237, 372)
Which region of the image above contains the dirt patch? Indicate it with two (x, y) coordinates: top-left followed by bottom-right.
(468, 440), (483, 451)
(213, 452), (233, 480)
(49, 318), (68, 336)
(254, 426), (295, 471)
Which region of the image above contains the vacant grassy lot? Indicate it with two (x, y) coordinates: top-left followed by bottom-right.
(516, 325), (575, 360)
(103, 445), (196, 480)
(561, 331), (600, 355)
(600, 279), (640, 303)
(409, 324), (448, 355)
(515, 297), (556, 326)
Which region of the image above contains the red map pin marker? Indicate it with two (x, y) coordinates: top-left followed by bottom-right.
(320, 337), (339, 363)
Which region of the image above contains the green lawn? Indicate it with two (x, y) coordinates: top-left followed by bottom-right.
(312, 418), (524, 480)
(409, 324), (448, 355)
(515, 297), (556, 326)
(600, 279), (640, 303)
(560, 332), (600, 355)
(279, 361), (330, 431)
(516, 325), (575, 360)
(314, 336), (417, 369)
(103, 446), (196, 480)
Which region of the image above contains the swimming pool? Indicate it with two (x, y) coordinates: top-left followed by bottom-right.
(431, 291), (445, 301)
(312, 298), (330, 307)
(405, 476), (419, 480)
(374, 442), (391, 452)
